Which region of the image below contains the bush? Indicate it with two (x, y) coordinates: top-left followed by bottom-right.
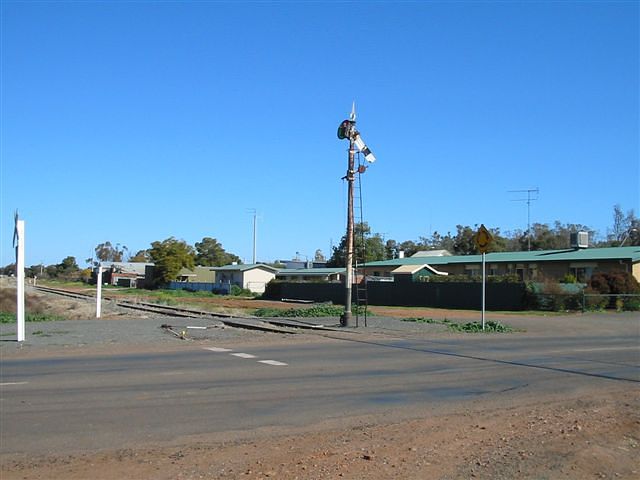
(230, 285), (255, 297)
(582, 286), (608, 311)
(622, 296), (640, 311)
(588, 271), (640, 310)
(525, 281), (582, 311)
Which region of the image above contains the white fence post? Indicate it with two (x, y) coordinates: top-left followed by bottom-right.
(96, 265), (103, 318)
(16, 220), (25, 342)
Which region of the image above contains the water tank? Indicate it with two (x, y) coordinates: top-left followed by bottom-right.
(570, 231), (589, 249)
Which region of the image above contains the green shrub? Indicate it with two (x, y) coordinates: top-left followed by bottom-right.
(445, 320), (512, 333)
(582, 287), (608, 311)
(230, 285), (254, 297)
(254, 304), (365, 318)
(401, 317), (512, 333)
(622, 296), (640, 311)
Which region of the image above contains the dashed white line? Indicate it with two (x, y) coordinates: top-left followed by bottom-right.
(204, 346), (288, 366)
(1, 382), (28, 386)
(231, 353), (257, 359)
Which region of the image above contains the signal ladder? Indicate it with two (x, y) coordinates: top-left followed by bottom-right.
(353, 151), (369, 327)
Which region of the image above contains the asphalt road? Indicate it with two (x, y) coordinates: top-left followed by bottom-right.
(2, 322), (638, 456)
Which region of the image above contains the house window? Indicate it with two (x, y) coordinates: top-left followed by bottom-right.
(570, 267), (588, 282)
(465, 265), (480, 277)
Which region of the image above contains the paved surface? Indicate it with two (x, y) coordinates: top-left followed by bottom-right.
(1, 313), (638, 456)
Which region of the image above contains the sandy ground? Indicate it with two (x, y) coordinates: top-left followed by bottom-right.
(1, 283), (639, 479)
(1, 387), (638, 480)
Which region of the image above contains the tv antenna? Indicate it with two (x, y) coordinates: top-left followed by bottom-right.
(337, 102), (377, 327)
(247, 208), (260, 264)
(509, 187), (539, 251)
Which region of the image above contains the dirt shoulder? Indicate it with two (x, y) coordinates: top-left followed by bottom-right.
(1, 387), (637, 480)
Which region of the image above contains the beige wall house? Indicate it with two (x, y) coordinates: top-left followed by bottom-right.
(211, 264), (279, 294)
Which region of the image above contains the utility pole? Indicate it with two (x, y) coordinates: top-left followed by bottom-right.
(337, 104), (376, 327)
(342, 136), (356, 327)
(248, 208), (257, 264)
(509, 187), (539, 251)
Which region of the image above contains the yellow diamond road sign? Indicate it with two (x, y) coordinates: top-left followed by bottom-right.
(475, 224), (493, 253)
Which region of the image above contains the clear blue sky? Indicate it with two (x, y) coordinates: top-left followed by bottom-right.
(1, 1), (638, 267)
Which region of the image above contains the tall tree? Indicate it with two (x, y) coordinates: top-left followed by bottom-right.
(327, 222), (385, 267)
(194, 237), (241, 266)
(148, 237), (195, 287)
(607, 205), (639, 246)
(93, 241), (128, 264)
(129, 249), (151, 263)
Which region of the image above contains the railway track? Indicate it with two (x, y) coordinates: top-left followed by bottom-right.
(34, 285), (238, 319)
(31, 286), (322, 334)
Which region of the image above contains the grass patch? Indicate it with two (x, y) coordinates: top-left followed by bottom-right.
(0, 312), (66, 324)
(401, 317), (513, 333)
(402, 317), (440, 324)
(254, 305), (365, 318)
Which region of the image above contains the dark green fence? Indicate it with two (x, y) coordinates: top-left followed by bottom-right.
(264, 282), (527, 311)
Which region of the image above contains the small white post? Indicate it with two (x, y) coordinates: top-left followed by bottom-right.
(16, 220), (26, 342)
(481, 252), (486, 331)
(96, 265), (103, 318)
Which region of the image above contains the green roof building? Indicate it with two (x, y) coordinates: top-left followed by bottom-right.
(363, 246), (640, 283)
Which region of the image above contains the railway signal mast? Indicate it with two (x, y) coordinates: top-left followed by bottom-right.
(337, 103), (376, 327)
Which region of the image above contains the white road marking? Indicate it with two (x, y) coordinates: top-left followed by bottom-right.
(1, 382), (28, 386)
(569, 347), (638, 353)
(231, 353), (257, 359)
(204, 347), (288, 366)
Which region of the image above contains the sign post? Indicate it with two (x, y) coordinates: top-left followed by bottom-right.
(474, 224), (493, 331)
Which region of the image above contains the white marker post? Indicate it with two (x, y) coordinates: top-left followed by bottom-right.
(96, 265), (103, 318)
(15, 219), (26, 342)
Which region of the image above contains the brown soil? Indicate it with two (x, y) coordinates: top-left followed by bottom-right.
(2, 388), (637, 480)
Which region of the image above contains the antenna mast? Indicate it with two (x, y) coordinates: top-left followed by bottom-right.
(509, 187), (539, 251)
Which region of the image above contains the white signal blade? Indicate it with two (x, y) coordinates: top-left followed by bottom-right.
(354, 134), (376, 163)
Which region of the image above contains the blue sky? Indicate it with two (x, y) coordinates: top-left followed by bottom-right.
(1, 1), (638, 267)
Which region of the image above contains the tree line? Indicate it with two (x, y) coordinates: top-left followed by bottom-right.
(1, 205), (637, 280)
(326, 205), (639, 266)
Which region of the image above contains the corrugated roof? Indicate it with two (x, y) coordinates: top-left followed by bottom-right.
(211, 263), (279, 273)
(411, 250), (452, 257)
(365, 246), (640, 267)
(276, 268), (345, 275)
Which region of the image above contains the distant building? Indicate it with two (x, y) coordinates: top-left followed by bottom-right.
(275, 267), (345, 282)
(94, 262), (153, 288)
(363, 246), (640, 283)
